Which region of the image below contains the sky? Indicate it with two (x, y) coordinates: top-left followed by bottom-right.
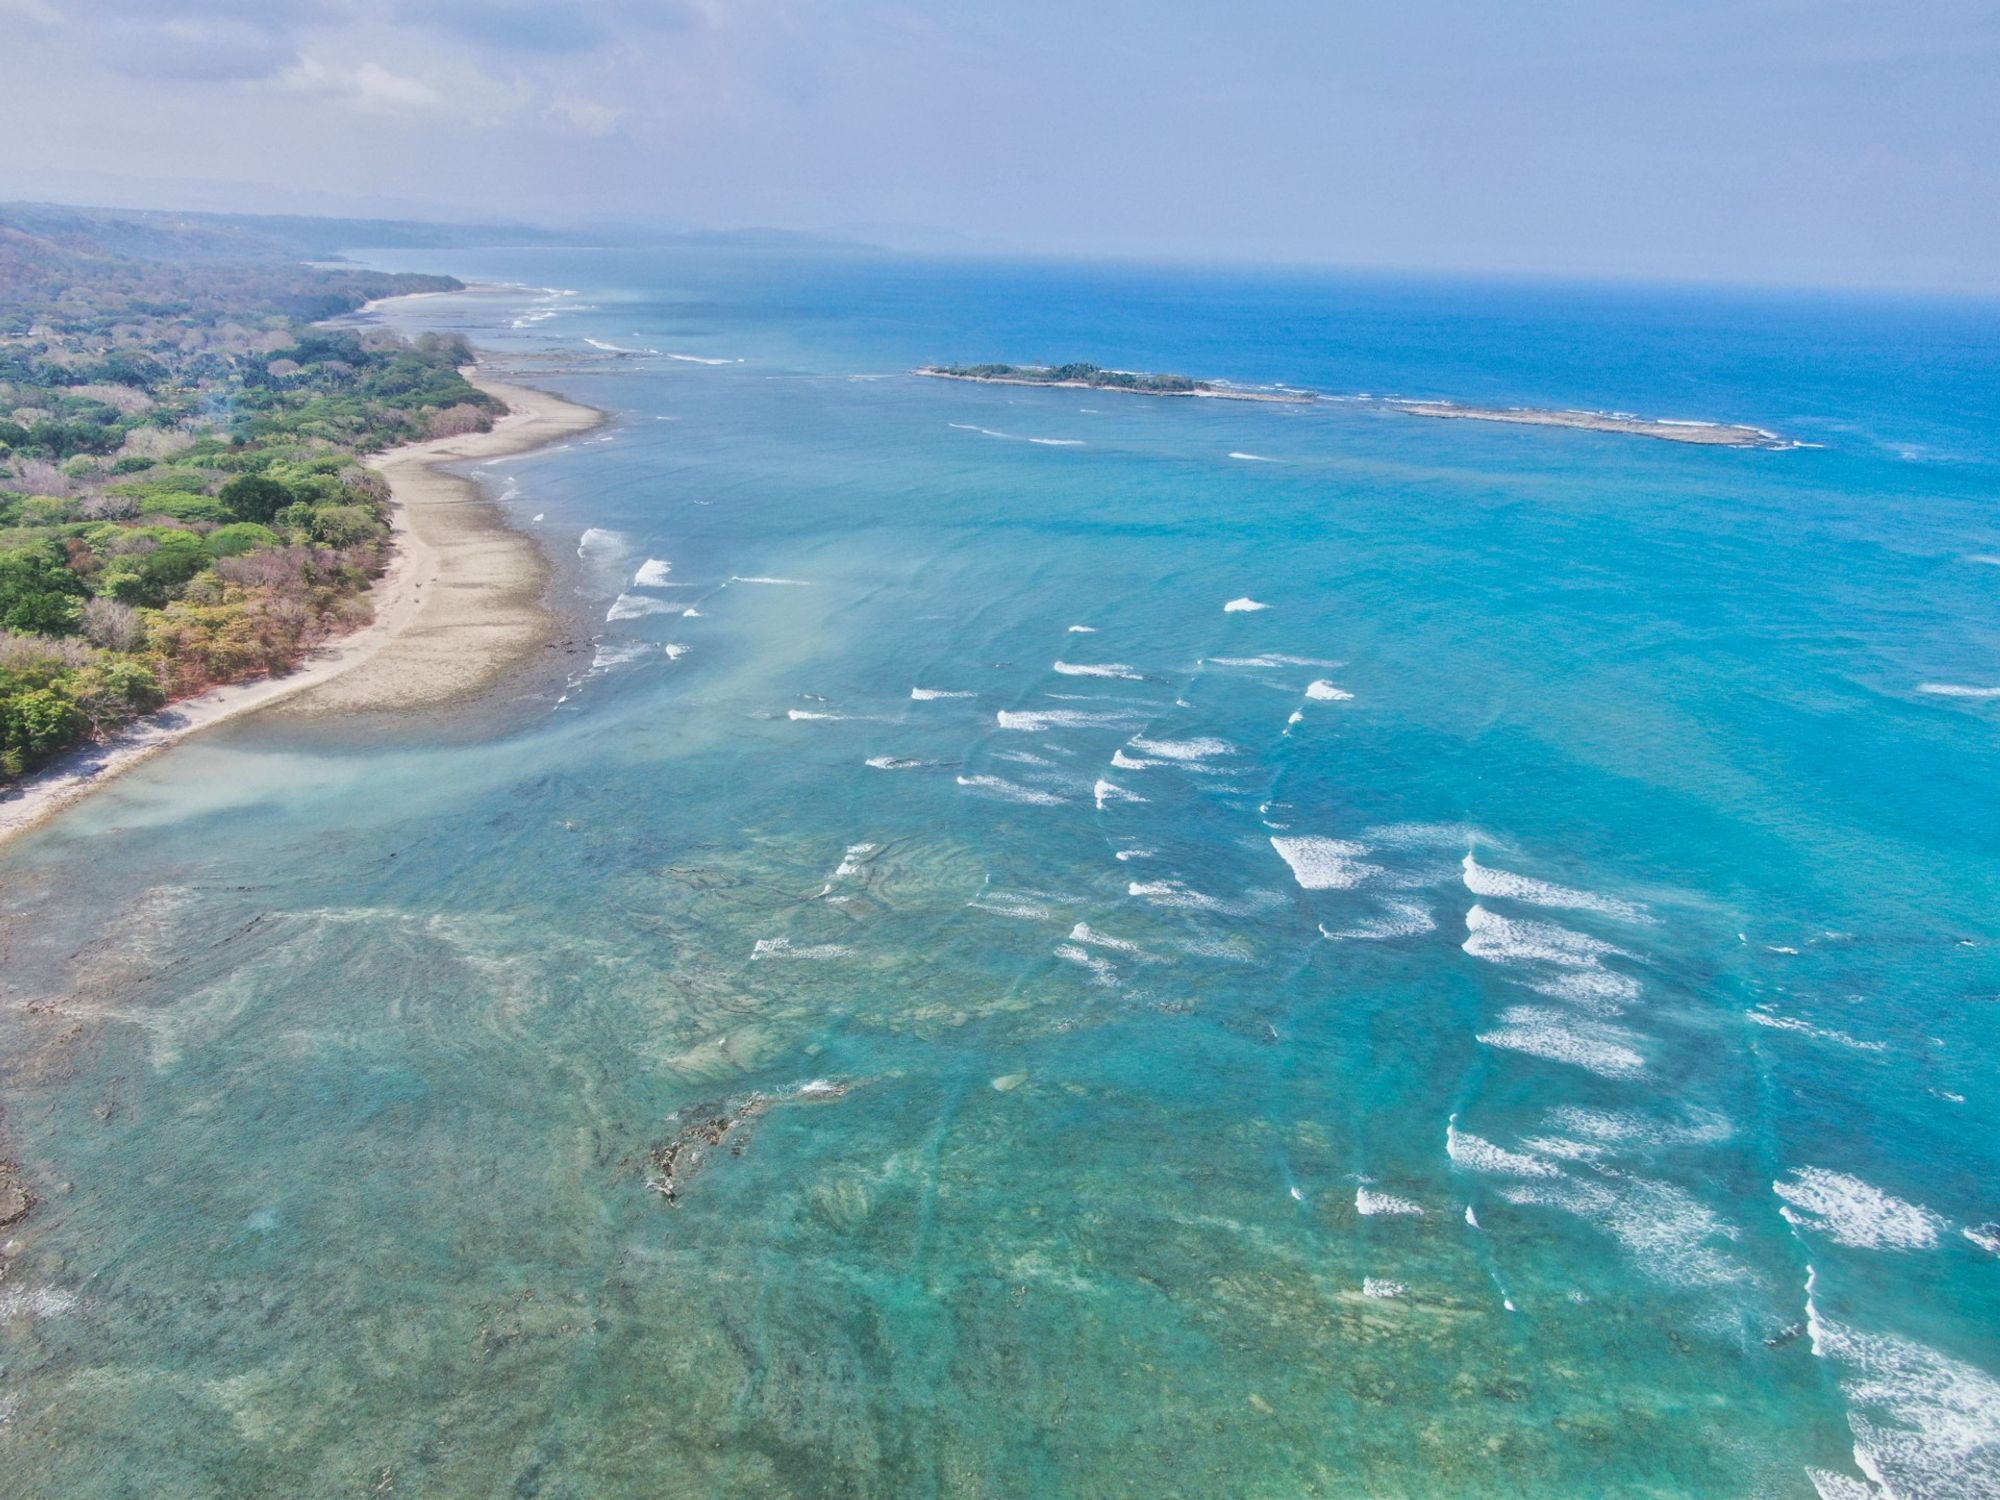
(3, 0), (1998, 290)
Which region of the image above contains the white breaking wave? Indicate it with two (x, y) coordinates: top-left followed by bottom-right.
(751, 938), (848, 960)
(1224, 597), (1271, 612)
(1067, 624), (1098, 633)
(1808, 1313), (2000, 1499)
(1747, 1010), (1888, 1053)
(1477, 1005), (1647, 1078)
(606, 593), (674, 621)
(787, 710), (849, 721)
(577, 526), (625, 557)
(1461, 854), (1651, 922)
(865, 756), (931, 770)
(1356, 1188), (1424, 1217)
(956, 775), (1066, 806)
(584, 337), (657, 355)
(1093, 778), (1146, 810)
(1304, 679), (1353, 701)
(662, 643), (689, 661)
(1053, 661), (1143, 680)
(997, 708), (1140, 732)
(1127, 880), (1226, 913)
(1069, 922), (1145, 956)
(1500, 1172), (1744, 1288)
(1916, 682), (2000, 698)
(1269, 835), (1376, 890)
(682, 607), (703, 618)
(731, 575), (813, 586)
(1775, 1167), (1945, 1251)
(1461, 905), (1632, 983)
(1229, 451), (1279, 462)
(1446, 1120), (1562, 1178)
(1126, 735), (1236, 761)
(632, 558), (673, 587)
(1054, 943), (1119, 984)
(1362, 1277), (1409, 1299)
(667, 352), (737, 364)
(1320, 899), (1437, 941)
(1114, 848), (1156, 861)
(911, 687), (975, 700)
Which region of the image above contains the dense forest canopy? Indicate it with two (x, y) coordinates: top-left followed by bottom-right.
(0, 205), (499, 779)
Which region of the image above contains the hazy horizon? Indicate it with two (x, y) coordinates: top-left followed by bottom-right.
(4, 4), (1998, 291)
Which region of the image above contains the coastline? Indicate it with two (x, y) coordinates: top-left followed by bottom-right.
(0, 371), (602, 849)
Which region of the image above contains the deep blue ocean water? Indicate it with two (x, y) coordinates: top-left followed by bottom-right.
(2, 250), (1997, 1497)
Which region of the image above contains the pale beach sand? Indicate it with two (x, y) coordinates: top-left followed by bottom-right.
(0, 372), (602, 847)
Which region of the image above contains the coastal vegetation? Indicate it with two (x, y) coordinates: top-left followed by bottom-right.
(0, 206), (497, 779)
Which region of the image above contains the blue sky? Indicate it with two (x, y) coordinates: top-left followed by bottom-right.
(3, 1), (1996, 290)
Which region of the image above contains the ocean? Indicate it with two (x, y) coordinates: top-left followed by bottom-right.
(2, 249), (1997, 1497)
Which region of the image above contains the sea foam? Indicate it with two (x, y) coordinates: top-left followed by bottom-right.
(1223, 597), (1271, 612)
(1461, 855), (1650, 922)
(1269, 835), (1376, 890)
(1774, 1168), (1945, 1251)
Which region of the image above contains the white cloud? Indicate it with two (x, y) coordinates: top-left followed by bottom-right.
(282, 57), (444, 115)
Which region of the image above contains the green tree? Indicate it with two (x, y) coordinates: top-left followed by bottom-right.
(219, 473), (294, 524)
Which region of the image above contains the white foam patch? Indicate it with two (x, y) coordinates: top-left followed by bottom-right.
(957, 775), (1066, 806)
(1114, 848), (1155, 861)
(1461, 855), (1650, 922)
(577, 526), (624, 557)
(1054, 944), (1119, 985)
(1477, 1005), (1647, 1078)
(1916, 683), (2000, 698)
(1128, 880), (1225, 913)
(1356, 1188), (1424, 1217)
(1501, 1173), (1744, 1286)
(1304, 680), (1353, 701)
(1964, 1225), (2000, 1256)
(1446, 1120), (1562, 1178)
(1067, 624), (1097, 633)
(1223, 597), (1270, 613)
(1775, 1168), (1945, 1251)
(607, 593), (673, 621)
(865, 756), (928, 770)
(751, 938), (848, 960)
(1810, 1316), (2000, 1499)
(667, 352), (737, 364)
(1542, 1105), (1732, 1151)
(1053, 661), (1143, 680)
(1093, 778), (1145, 811)
(1462, 904), (1631, 973)
(1748, 1011), (1889, 1053)
(1805, 1468), (1880, 1500)
(998, 709), (1141, 733)
(1362, 1277), (1409, 1299)
(1229, 451), (1279, 463)
(632, 558), (673, 587)
(731, 575), (813, 586)
(1320, 899), (1437, 941)
(662, 643), (688, 661)
(1126, 735), (1236, 761)
(910, 687), (974, 700)
(0, 1286), (78, 1320)
(787, 709), (848, 721)
(1269, 835), (1377, 891)
(682, 607), (703, 618)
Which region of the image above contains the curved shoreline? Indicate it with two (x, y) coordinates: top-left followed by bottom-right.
(0, 372), (601, 849)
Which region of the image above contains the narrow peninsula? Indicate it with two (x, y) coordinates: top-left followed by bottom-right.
(917, 362), (1314, 403)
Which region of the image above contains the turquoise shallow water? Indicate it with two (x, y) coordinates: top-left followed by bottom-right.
(2, 253), (1998, 1497)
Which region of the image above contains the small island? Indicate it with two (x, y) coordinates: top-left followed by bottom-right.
(916, 362), (1315, 403)
(1386, 400), (1790, 449)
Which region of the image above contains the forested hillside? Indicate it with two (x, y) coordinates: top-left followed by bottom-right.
(0, 206), (498, 779)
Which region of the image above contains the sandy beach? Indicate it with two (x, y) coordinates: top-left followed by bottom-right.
(0, 372), (601, 848)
